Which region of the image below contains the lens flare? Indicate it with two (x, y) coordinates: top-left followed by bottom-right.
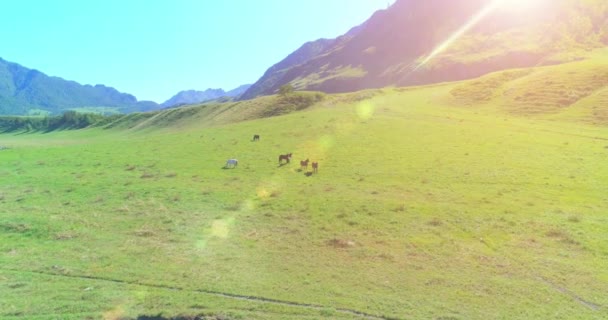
(210, 217), (235, 239)
(319, 135), (335, 150)
(415, 0), (549, 71)
(494, 0), (547, 11)
(356, 101), (375, 120)
(103, 305), (126, 320)
(415, 1), (501, 70)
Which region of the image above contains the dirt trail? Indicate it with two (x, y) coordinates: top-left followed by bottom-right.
(537, 276), (602, 311)
(1, 268), (399, 320)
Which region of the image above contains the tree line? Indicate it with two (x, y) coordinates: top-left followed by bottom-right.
(0, 111), (108, 132)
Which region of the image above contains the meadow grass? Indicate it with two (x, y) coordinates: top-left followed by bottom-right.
(1, 57), (608, 319)
(68, 107), (122, 115)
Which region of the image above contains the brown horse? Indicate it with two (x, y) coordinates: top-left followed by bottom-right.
(252, 134), (260, 141)
(300, 158), (309, 170)
(279, 153), (292, 164)
(311, 162), (318, 173)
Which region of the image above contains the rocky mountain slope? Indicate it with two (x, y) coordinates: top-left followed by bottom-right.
(241, 0), (608, 99)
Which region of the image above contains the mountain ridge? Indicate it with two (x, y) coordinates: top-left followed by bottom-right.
(240, 22), (366, 100)
(161, 84), (252, 108)
(0, 57), (160, 115)
(241, 0), (608, 99)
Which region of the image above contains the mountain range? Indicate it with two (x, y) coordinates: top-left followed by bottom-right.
(0, 57), (250, 115)
(161, 84), (251, 108)
(241, 0), (608, 99)
(0, 57), (160, 115)
(1, 0), (607, 115)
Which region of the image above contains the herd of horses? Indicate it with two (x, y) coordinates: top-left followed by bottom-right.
(224, 135), (319, 174)
(276, 153), (318, 173)
(298, 158), (318, 173)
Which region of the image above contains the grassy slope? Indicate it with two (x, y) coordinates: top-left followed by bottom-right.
(449, 49), (608, 121)
(1, 55), (608, 319)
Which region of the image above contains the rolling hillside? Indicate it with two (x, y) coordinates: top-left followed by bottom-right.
(1, 50), (607, 319)
(447, 49), (608, 123)
(241, 0), (608, 99)
(0, 57), (160, 115)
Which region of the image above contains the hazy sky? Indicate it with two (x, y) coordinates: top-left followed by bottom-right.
(0, 0), (395, 103)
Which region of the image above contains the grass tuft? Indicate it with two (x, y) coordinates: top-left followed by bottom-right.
(141, 172), (155, 179)
(327, 238), (356, 249)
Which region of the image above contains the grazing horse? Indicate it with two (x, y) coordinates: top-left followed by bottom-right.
(312, 162), (318, 173)
(300, 158), (310, 170)
(278, 153), (292, 164)
(225, 159), (238, 168)
(253, 134), (260, 141)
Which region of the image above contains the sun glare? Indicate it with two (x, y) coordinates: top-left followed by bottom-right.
(414, 0), (549, 70)
(493, 0), (548, 11)
(415, 1), (500, 70)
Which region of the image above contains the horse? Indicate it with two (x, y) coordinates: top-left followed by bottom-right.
(278, 153), (292, 164)
(252, 134), (260, 141)
(225, 159), (238, 168)
(300, 158), (309, 170)
(312, 162), (318, 173)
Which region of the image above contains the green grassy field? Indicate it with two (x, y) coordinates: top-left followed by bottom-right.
(68, 107), (122, 116)
(1, 54), (608, 320)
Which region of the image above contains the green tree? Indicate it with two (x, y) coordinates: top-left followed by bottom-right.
(278, 84), (294, 96)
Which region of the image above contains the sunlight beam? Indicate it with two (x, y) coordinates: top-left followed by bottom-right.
(414, 0), (503, 71)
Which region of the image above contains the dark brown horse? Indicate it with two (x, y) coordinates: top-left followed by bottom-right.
(279, 153), (292, 164)
(252, 134), (260, 141)
(300, 158), (309, 170)
(312, 162), (318, 173)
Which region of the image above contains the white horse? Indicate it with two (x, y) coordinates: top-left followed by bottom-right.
(225, 159), (238, 168)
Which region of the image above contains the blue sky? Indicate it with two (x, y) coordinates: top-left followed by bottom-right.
(0, 0), (394, 103)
